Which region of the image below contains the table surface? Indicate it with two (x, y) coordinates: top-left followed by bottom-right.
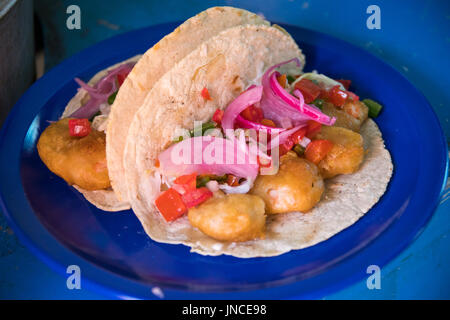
(1, 0), (449, 299)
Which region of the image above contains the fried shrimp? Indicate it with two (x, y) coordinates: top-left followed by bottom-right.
(37, 118), (110, 190)
(322, 100), (368, 132)
(314, 126), (364, 179)
(250, 152), (324, 214)
(188, 193), (266, 242)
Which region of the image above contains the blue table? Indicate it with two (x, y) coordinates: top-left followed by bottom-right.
(1, 0), (448, 299)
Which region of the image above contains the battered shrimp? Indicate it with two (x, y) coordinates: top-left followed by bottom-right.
(250, 152), (324, 214)
(314, 126), (364, 179)
(322, 100), (368, 132)
(188, 193), (266, 242)
(37, 118), (110, 190)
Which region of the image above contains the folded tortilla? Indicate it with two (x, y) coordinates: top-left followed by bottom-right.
(106, 6), (269, 203)
(62, 7), (268, 210)
(123, 24), (386, 258)
(61, 56), (141, 211)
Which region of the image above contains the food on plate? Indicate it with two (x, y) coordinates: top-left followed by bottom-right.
(36, 7), (393, 257)
(188, 192), (266, 242)
(123, 9), (393, 258)
(321, 100), (369, 132)
(313, 126), (364, 179)
(39, 56), (139, 211)
(292, 73), (369, 132)
(37, 7), (269, 211)
(37, 118), (109, 190)
(250, 152), (324, 214)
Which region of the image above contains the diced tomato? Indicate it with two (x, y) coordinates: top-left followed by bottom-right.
(173, 173), (197, 195)
(174, 173), (197, 186)
(279, 144), (290, 156)
(306, 120), (322, 138)
(279, 137), (295, 156)
(68, 119), (91, 137)
(155, 159), (160, 168)
(226, 174), (240, 186)
(346, 90), (359, 101)
(290, 127), (307, 144)
(212, 108), (224, 124)
(240, 105), (263, 123)
(319, 87), (329, 100)
(336, 79), (351, 90)
(328, 85), (348, 107)
(261, 118), (276, 127)
(182, 187), (213, 208)
(201, 87), (212, 100)
(277, 127), (308, 157)
(277, 74), (287, 88)
(294, 79), (321, 104)
(305, 140), (334, 164)
(155, 188), (187, 222)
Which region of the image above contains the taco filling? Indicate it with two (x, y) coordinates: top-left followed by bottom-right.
(152, 58), (383, 242)
(37, 62), (135, 191)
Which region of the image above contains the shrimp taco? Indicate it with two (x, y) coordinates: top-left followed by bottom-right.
(37, 7), (269, 211)
(125, 22), (393, 257)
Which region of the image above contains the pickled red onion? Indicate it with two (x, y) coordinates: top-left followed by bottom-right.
(221, 86), (264, 139)
(235, 115), (285, 134)
(268, 125), (305, 150)
(158, 136), (259, 180)
(70, 62), (135, 119)
(260, 58), (336, 127)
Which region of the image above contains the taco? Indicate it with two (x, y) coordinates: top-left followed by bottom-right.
(38, 56), (140, 211)
(37, 7), (268, 211)
(124, 23), (393, 257)
(107, 7), (269, 203)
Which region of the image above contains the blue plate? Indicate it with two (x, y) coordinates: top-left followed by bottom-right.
(0, 23), (447, 299)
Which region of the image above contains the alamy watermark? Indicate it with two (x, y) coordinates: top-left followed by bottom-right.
(366, 5), (381, 30)
(66, 5), (81, 30)
(366, 264), (381, 290)
(66, 265), (81, 290)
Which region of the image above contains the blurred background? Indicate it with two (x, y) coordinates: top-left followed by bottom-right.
(0, 0), (449, 299)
